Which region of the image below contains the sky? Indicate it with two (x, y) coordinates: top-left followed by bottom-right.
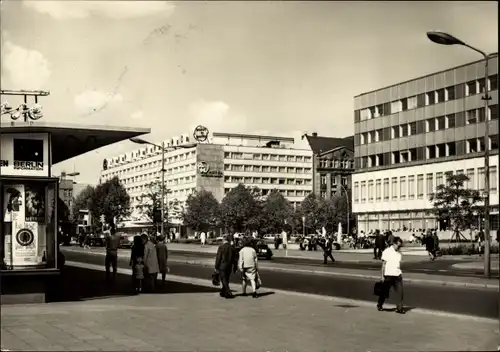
(1, 1), (498, 184)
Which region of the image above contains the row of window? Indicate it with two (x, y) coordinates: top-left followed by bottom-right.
(108, 150), (196, 170)
(318, 159), (354, 169)
(224, 164), (312, 174)
(358, 135), (499, 169)
(355, 75), (498, 122)
(353, 167), (498, 203)
(224, 176), (311, 186)
(358, 105), (498, 145)
(224, 152), (312, 163)
(320, 175), (349, 186)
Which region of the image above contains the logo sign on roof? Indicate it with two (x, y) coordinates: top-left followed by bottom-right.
(193, 125), (209, 143)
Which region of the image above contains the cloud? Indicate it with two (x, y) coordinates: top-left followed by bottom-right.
(130, 110), (144, 120)
(74, 90), (123, 115)
(188, 100), (249, 134)
(23, 1), (175, 20)
(1, 41), (51, 90)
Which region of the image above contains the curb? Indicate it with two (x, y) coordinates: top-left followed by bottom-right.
(61, 248), (498, 290)
(65, 260), (498, 325)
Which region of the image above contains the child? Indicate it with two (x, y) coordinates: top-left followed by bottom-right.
(130, 235), (145, 294)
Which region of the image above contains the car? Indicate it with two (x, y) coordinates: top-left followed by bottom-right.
(235, 238), (273, 260)
(119, 233), (134, 248)
(88, 233), (106, 247)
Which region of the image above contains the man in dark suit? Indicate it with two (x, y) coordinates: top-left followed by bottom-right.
(215, 235), (237, 298)
(323, 235), (335, 264)
(373, 230), (386, 260)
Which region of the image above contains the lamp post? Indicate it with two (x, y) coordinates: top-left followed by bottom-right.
(339, 184), (350, 236)
(130, 138), (196, 239)
(426, 31), (495, 278)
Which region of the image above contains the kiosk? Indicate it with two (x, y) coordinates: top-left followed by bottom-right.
(0, 94), (150, 303)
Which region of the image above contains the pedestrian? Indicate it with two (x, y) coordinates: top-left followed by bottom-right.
(156, 235), (169, 286)
(377, 236), (405, 314)
(425, 231), (436, 260)
(238, 238), (260, 298)
(373, 230), (385, 260)
(142, 233), (159, 292)
(281, 229), (288, 250)
(214, 235), (237, 299)
(432, 231), (440, 257)
(129, 235), (145, 294)
(104, 223), (120, 283)
(323, 235), (336, 264)
(200, 231), (207, 248)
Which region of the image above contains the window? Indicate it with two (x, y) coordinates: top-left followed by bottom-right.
(466, 168), (475, 189)
(401, 98), (408, 111)
(383, 178), (389, 200)
(445, 85), (455, 101)
(467, 139), (478, 153)
(426, 91), (435, 105)
(466, 109), (477, 124)
(392, 126), (400, 138)
(427, 118), (436, 132)
(360, 108), (371, 120)
(400, 176), (407, 200)
(447, 142), (456, 156)
(478, 168), (485, 191)
(408, 175), (415, 199)
(368, 180), (374, 202)
(360, 133), (366, 145)
(427, 145), (436, 159)
(375, 179), (382, 201)
(478, 78), (486, 94)
(391, 100), (402, 113)
(436, 88), (445, 103)
(320, 175), (327, 184)
(436, 172), (444, 188)
(400, 124), (409, 137)
(417, 174), (424, 199)
(354, 182), (359, 202)
(436, 116), (446, 130)
(490, 135), (499, 150)
(478, 107), (486, 122)
(466, 80), (477, 96)
(489, 74), (498, 91)
(407, 96), (417, 109)
(361, 181), (366, 202)
(446, 114), (455, 128)
(417, 93), (426, 108)
(490, 166), (498, 192)
(409, 122), (417, 135)
(391, 177), (398, 200)
(490, 105), (498, 120)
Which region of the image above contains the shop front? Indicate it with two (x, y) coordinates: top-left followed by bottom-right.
(0, 121), (150, 303)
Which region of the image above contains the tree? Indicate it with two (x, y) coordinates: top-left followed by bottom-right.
(298, 193), (320, 233)
(136, 180), (168, 229)
(91, 176), (131, 225)
(70, 185), (95, 222)
(58, 197), (71, 223)
(430, 173), (482, 241)
(220, 184), (261, 233)
(260, 190), (294, 234)
(184, 189), (220, 231)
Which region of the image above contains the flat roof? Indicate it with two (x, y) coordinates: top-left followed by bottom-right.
(354, 53), (498, 98)
(213, 132), (294, 142)
(0, 121), (150, 164)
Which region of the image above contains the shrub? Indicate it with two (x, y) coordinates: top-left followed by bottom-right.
(440, 244), (499, 256)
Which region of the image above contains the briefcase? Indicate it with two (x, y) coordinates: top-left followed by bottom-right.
(212, 272), (220, 286)
(373, 281), (384, 296)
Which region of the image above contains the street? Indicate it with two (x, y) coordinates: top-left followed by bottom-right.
(63, 249), (498, 318)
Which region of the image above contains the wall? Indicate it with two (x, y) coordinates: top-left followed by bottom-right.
(196, 144), (225, 202)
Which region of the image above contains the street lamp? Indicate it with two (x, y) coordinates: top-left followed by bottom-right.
(427, 30), (495, 278)
(130, 137), (196, 239)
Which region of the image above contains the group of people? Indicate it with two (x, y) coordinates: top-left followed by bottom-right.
(103, 224), (169, 294)
(214, 235), (261, 299)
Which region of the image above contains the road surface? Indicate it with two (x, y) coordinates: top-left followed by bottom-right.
(63, 250), (498, 319)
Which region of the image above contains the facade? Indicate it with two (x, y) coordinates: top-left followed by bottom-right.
(59, 179), (74, 211)
(100, 132), (313, 226)
(304, 133), (354, 199)
(352, 55), (499, 233)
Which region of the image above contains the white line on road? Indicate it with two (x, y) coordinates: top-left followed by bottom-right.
(66, 261), (497, 325)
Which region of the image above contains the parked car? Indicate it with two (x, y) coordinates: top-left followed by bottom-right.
(87, 233), (106, 247)
(235, 238), (273, 260)
(119, 233), (134, 248)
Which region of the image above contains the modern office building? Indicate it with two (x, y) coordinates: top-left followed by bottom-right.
(352, 55), (499, 233)
(100, 132), (313, 228)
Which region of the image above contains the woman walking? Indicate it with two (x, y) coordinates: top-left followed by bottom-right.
(156, 235), (169, 286)
(129, 235), (145, 294)
(238, 239), (260, 298)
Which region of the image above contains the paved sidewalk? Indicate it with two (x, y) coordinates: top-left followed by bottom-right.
(1, 267), (498, 351)
(453, 259), (500, 270)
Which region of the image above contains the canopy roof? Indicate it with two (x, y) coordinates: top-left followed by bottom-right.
(0, 121), (150, 164)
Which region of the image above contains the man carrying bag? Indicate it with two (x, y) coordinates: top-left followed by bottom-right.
(376, 236), (405, 314)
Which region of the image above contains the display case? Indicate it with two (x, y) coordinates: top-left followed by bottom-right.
(0, 176), (58, 272)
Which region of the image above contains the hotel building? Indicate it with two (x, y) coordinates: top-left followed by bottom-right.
(100, 132), (313, 228)
(352, 56), (499, 232)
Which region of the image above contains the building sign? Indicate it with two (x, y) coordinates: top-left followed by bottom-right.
(197, 161), (223, 178)
(0, 133), (49, 177)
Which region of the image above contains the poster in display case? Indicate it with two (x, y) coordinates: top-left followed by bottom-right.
(1, 178), (57, 270)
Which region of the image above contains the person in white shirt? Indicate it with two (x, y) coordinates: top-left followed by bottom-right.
(200, 232), (206, 247)
(238, 239), (260, 298)
(377, 236), (405, 314)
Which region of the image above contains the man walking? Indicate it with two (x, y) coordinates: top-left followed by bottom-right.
(373, 230), (385, 260)
(377, 236), (405, 314)
(200, 231), (207, 248)
(215, 235), (237, 299)
(104, 223), (121, 283)
(142, 233), (159, 292)
(323, 235), (335, 264)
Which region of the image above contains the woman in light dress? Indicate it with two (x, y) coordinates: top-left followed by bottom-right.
(238, 239), (261, 298)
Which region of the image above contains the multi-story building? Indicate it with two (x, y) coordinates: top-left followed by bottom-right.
(100, 132), (313, 229)
(59, 178), (74, 211)
(352, 55), (499, 233)
(304, 132), (354, 199)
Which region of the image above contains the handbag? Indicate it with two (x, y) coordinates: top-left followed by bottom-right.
(212, 271), (220, 286)
(373, 280), (384, 296)
(255, 272), (262, 290)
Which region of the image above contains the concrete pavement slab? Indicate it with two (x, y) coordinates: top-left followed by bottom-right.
(2, 264), (498, 352)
